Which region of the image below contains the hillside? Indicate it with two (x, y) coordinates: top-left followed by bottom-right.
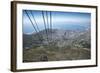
(23, 28), (91, 62)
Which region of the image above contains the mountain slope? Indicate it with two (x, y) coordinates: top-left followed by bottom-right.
(23, 28), (91, 62)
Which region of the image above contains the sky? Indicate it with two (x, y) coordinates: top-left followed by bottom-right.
(23, 10), (91, 34)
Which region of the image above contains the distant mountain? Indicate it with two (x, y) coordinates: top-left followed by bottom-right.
(23, 27), (91, 49)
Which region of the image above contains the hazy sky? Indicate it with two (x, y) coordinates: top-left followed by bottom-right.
(23, 10), (91, 34)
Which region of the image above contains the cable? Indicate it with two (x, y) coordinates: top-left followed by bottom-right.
(30, 11), (40, 32)
(50, 11), (52, 40)
(25, 10), (43, 42)
(30, 11), (43, 40)
(46, 11), (50, 42)
(42, 11), (48, 42)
